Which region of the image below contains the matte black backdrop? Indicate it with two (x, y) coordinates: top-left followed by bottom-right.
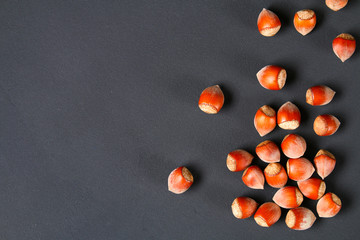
(0, 0), (360, 239)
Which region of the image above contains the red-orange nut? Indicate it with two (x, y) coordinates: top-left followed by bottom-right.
(254, 105), (277, 137)
(264, 163), (288, 188)
(294, 9), (316, 36)
(257, 8), (281, 37)
(314, 149), (336, 179)
(198, 85), (224, 114)
(297, 178), (326, 200)
(242, 165), (265, 190)
(256, 140), (280, 163)
(281, 134), (307, 159)
(285, 207), (316, 230)
(273, 186), (303, 209)
(332, 33), (356, 62)
(326, 0), (348, 11)
(254, 202), (281, 227)
(226, 150), (253, 172)
(231, 197), (259, 219)
(168, 167), (193, 194)
(277, 102), (301, 130)
(287, 158), (315, 181)
(317, 192), (342, 218)
(306, 85), (336, 106)
(256, 65), (287, 90)
(313, 114), (340, 136)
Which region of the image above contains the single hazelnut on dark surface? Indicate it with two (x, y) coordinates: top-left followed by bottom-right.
(257, 8), (281, 37)
(198, 85), (224, 114)
(168, 167), (193, 194)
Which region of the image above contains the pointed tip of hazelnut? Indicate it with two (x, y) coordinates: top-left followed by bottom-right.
(326, 0), (348, 11)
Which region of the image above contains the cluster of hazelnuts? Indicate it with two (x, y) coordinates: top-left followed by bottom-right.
(258, 4), (356, 63)
(167, 0), (352, 231)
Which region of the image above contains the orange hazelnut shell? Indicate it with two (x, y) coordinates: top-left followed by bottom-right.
(168, 167), (193, 194)
(257, 8), (281, 37)
(198, 85), (224, 114)
(254, 105), (277, 137)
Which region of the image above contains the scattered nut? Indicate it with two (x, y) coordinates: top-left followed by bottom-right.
(313, 114), (340, 136)
(317, 192), (342, 218)
(326, 0), (348, 11)
(314, 149), (336, 179)
(254, 105), (277, 137)
(242, 165), (265, 190)
(273, 186), (303, 209)
(198, 85), (224, 114)
(281, 134), (307, 159)
(168, 167), (194, 194)
(286, 158), (315, 181)
(277, 102), (301, 130)
(226, 149), (254, 172)
(255, 140), (281, 163)
(332, 33), (356, 62)
(256, 65), (287, 90)
(285, 207), (316, 230)
(297, 178), (326, 200)
(293, 9), (316, 36)
(264, 163), (288, 188)
(254, 202), (281, 227)
(257, 8), (281, 37)
(306, 85), (336, 106)
(231, 197), (259, 219)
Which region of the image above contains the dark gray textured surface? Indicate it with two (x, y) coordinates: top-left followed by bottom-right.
(0, 0), (359, 239)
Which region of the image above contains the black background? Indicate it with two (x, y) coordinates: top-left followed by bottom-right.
(1, 0), (360, 239)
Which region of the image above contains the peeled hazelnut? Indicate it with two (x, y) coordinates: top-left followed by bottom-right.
(273, 186), (303, 209)
(256, 65), (286, 90)
(326, 0), (348, 11)
(254, 202), (281, 227)
(168, 167), (193, 194)
(254, 105), (277, 137)
(293, 9), (316, 36)
(281, 134), (307, 159)
(264, 163), (288, 188)
(332, 33), (356, 62)
(285, 207), (316, 230)
(226, 150), (253, 172)
(313, 114), (340, 136)
(317, 192), (342, 218)
(242, 165), (265, 190)
(286, 158), (315, 181)
(277, 102), (301, 130)
(198, 85), (224, 114)
(306, 85), (336, 106)
(231, 197), (259, 219)
(297, 178), (326, 200)
(314, 149), (336, 179)
(257, 8), (281, 37)
(255, 140), (280, 163)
